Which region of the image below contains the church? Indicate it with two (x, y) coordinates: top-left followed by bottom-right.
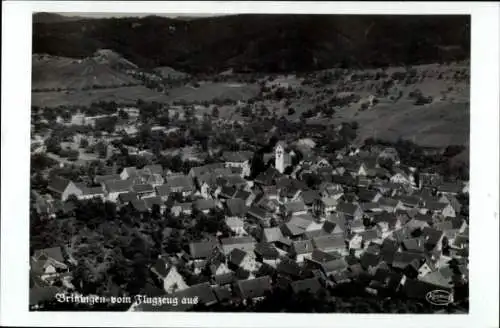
(263, 141), (293, 174)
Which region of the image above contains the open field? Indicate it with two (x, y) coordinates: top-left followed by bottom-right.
(32, 54), (139, 90)
(166, 82), (259, 103)
(32, 86), (170, 108)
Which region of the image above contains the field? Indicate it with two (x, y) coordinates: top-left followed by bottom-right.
(32, 54), (139, 90)
(166, 82), (259, 103)
(32, 86), (170, 108)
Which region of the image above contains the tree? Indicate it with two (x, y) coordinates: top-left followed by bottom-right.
(288, 107), (296, 115)
(212, 107), (219, 118)
(79, 138), (89, 149)
(118, 110), (129, 120)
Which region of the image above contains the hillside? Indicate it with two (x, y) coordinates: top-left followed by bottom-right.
(33, 14), (470, 73)
(32, 51), (139, 91)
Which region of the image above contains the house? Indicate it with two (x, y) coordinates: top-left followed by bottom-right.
(144, 196), (166, 213)
(94, 174), (121, 185)
(189, 240), (220, 261)
(420, 227), (445, 253)
(373, 211), (402, 231)
(291, 240), (314, 263)
(31, 246), (68, 277)
(132, 184), (155, 199)
(235, 276), (272, 302)
(377, 197), (403, 213)
(189, 163), (226, 180)
(228, 248), (259, 272)
(276, 257), (302, 279)
(438, 194), (462, 214)
(300, 190), (322, 208)
(418, 172), (443, 189)
(225, 198), (248, 219)
(77, 186), (105, 201)
(280, 223), (306, 240)
(220, 236), (256, 255)
(155, 184), (171, 201)
(424, 201), (456, 218)
(436, 182), (463, 196)
(290, 277), (323, 295)
(205, 249), (231, 277)
(261, 227), (285, 243)
(254, 243), (280, 267)
(165, 175), (195, 197)
(318, 258), (349, 277)
(150, 257), (189, 293)
(225, 217), (246, 236)
(357, 189), (382, 203)
(103, 179), (134, 202)
(335, 202), (363, 221)
(47, 176), (83, 201)
(313, 196), (338, 216)
(171, 202), (192, 216)
(313, 235), (347, 255)
(131, 199), (149, 212)
(247, 206), (272, 228)
(120, 167), (138, 180)
(194, 199), (218, 214)
(390, 168), (412, 185)
(234, 190), (256, 207)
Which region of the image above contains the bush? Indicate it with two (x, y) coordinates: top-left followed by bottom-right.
(287, 107), (296, 115)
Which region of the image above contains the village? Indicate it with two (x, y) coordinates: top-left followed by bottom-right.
(29, 102), (470, 312)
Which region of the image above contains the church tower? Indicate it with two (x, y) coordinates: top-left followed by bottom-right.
(275, 142), (285, 174)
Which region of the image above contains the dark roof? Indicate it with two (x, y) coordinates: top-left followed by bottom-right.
(219, 186), (237, 198)
(94, 174), (120, 184)
(213, 285), (233, 303)
(225, 198), (248, 217)
(47, 176), (71, 194)
(228, 248), (248, 266)
(166, 175), (194, 191)
(301, 190), (321, 205)
(313, 235), (346, 252)
(254, 242), (280, 259)
(194, 199), (217, 211)
(213, 272), (237, 286)
(221, 236), (255, 246)
(132, 184), (154, 194)
(189, 240), (219, 259)
(104, 179), (134, 193)
(118, 192), (138, 203)
(144, 196), (163, 209)
(155, 184), (170, 197)
(421, 227), (444, 250)
(261, 227), (284, 243)
(357, 189), (380, 202)
(236, 276), (272, 300)
(402, 279), (452, 300)
(360, 252), (381, 270)
(30, 286), (60, 306)
(321, 258), (348, 274)
(33, 246), (65, 263)
(277, 258), (301, 277)
(190, 163), (227, 178)
(290, 277), (322, 294)
(336, 202), (360, 216)
(142, 164), (163, 175)
(310, 249), (341, 263)
(292, 240), (314, 255)
(392, 251), (425, 270)
(359, 229), (379, 241)
(283, 200), (307, 213)
(402, 237), (426, 253)
(234, 190), (251, 201)
(131, 199), (148, 212)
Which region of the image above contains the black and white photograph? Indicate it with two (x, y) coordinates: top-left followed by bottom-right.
(1, 1), (499, 327)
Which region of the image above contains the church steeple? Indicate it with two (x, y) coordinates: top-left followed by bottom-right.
(275, 141), (285, 174)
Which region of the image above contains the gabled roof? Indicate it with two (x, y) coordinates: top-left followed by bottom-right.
(189, 240), (219, 259)
(336, 202), (360, 216)
(292, 240), (314, 255)
(190, 163), (226, 177)
(313, 235), (346, 252)
(359, 229), (379, 241)
(155, 184), (171, 197)
(281, 223), (306, 237)
(262, 227), (284, 243)
(142, 164), (163, 176)
(166, 175), (194, 191)
(225, 198), (248, 217)
(310, 249), (342, 263)
(321, 258), (348, 274)
(301, 190), (321, 205)
(277, 258), (301, 277)
(392, 251), (425, 270)
(131, 199), (148, 212)
(47, 176), (71, 194)
(194, 199), (217, 211)
(118, 192), (138, 203)
(236, 276), (272, 299)
(94, 174), (121, 184)
(290, 277), (322, 294)
(144, 196), (163, 209)
(132, 184), (154, 194)
(104, 179), (134, 193)
(33, 246), (65, 263)
(221, 236), (255, 246)
(254, 242), (280, 259)
(228, 248), (248, 267)
(360, 252), (381, 269)
(222, 151), (253, 163)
